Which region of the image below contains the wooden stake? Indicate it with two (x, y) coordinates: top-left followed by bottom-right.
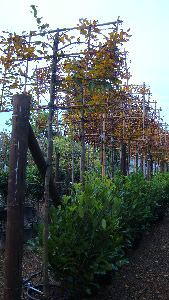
(4, 94), (30, 300)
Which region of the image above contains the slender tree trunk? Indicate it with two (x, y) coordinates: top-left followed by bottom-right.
(120, 142), (127, 176)
(102, 113), (106, 177)
(71, 140), (75, 184)
(55, 151), (60, 184)
(111, 142), (115, 178)
(4, 94), (30, 300)
(127, 142), (130, 175)
(147, 150), (153, 179)
(135, 150), (139, 173)
(43, 31), (59, 299)
(154, 161), (157, 173)
(80, 25), (91, 185)
(80, 109), (86, 185)
(140, 154), (143, 173)
(143, 157), (146, 177)
(55, 151), (61, 200)
(160, 161), (165, 173)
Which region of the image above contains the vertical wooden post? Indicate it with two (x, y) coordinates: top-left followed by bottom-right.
(4, 94), (30, 300)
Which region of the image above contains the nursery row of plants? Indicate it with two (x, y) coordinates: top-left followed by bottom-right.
(36, 170), (169, 296)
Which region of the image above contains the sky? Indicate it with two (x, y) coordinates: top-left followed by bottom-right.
(0, 0), (169, 130)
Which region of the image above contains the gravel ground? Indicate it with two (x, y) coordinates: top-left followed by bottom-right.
(1, 212), (169, 299)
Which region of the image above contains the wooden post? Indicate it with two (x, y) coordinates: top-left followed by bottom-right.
(28, 124), (59, 205)
(4, 94), (30, 300)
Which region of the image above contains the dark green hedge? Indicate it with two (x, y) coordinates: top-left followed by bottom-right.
(46, 172), (169, 295)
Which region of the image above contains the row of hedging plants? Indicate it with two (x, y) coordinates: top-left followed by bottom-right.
(0, 165), (43, 203)
(45, 171), (169, 296)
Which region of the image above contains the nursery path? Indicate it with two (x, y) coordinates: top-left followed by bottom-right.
(93, 210), (169, 300)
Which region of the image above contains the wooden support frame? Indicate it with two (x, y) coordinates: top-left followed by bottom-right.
(4, 94), (59, 300)
(4, 94), (31, 300)
(28, 124), (59, 205)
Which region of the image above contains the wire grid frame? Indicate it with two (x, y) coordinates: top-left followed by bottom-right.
(0, 19), (168, 157)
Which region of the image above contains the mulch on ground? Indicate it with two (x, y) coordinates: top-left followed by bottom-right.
(93, 211), (169, 300)
(1, 212), (169, 299)
(0, 250), (42, 299)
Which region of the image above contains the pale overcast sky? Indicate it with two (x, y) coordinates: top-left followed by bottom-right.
(0, 0), (169, 130)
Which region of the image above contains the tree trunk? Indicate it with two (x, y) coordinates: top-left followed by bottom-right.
(140, 155), (144, 173)
(111, 143), (115, 178)
(80, 110), (86, 185)
(71, 140), (75, 184)
(43, 31), (59, 299)
(102, 113), (106, 177)
(135, 151), (139, 173)
(127, 142), (130, 175)
(120, 142), (127, 176)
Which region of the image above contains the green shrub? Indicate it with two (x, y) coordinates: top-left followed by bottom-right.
(0, 169), (8, 200)
(26, 165), (44, 201)
(0, 165), (44, 203)
(44, 171), (169, 295)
